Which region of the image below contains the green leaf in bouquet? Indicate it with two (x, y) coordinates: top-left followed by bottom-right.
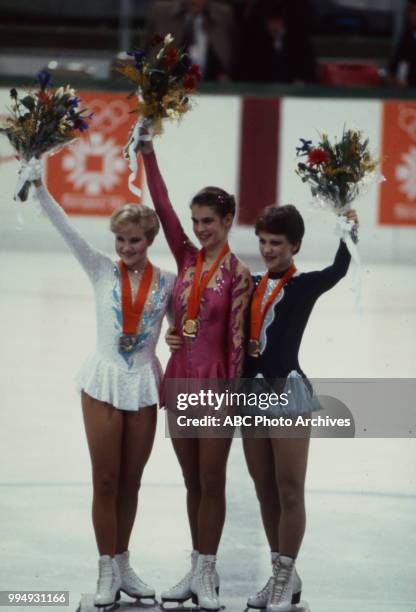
(20, 96), (36, 111)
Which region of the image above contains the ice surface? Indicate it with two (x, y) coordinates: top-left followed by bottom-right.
(1, 251), (415, 612)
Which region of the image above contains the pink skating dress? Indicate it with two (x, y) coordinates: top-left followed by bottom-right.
(143, 151), (252, 401)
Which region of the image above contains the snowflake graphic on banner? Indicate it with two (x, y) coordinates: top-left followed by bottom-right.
(62, 132), (127, 195)
(396, 146), (416, 200)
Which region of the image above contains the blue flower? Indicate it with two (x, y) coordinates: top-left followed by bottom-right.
(127, 50), (145, 69)
(68, 96), (81, 108)
(74, 117), (90, 132)
(36, 70), (53, 89)
(296, 138), (312, 155)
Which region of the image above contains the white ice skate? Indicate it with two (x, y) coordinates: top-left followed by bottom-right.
(114, 551), (156, 606)
(160, 550), (199, 609)
(191, 554), (221, 611)
(266, 556), (297, 612)
(247, 567), (302, 609)
(94, 555), (121, 610)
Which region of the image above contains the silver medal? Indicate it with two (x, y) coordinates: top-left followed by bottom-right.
(119, 333), (139, 353)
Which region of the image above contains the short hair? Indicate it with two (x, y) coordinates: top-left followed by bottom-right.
(255, 204), (305, 253)
(191, 186), (236, 218)
(110, 203), (160, 243)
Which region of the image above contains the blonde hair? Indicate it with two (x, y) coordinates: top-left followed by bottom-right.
(110, 204), (160, 244)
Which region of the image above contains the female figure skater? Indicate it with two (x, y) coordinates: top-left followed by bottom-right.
(166, 203), (358, 611)
(138, 134), (252, 611)
(25, 159), (175, 610)
(243, 204), (358, 612)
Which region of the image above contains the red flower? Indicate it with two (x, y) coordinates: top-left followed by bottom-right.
(164, 46), (178, 67)
(188, 64), (202, 82)
(36, 91), (51, 104)
(184, 75), (196, 91)
(307, 148), (330, 167)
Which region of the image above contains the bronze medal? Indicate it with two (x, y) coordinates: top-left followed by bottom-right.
(248, 339), (260, 357)
(183, 318), (198, 338)
(249, 264), (297, 357)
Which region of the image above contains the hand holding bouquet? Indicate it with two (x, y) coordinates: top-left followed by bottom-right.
(117, 33), (201, 197)
(0, 71), (92, 201)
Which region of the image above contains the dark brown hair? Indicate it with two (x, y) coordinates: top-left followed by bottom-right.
(255, 204), (305, 253)
(191, 186), (236, 218)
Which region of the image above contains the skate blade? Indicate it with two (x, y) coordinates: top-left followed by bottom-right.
(243, 601), (311, 612)
(76, 593), (123, 611)
(243, 603), (310, 612)
(118, 597), (159, 609)
(159, 602), (199, 612)
(188, 603), (225, 612)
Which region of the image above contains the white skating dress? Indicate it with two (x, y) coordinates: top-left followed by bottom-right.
(36, 185), (175, 411)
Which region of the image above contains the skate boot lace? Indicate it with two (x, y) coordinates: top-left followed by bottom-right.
(199, 560), (217, 599)
(269, 563), (291, 605)
(97, 562), (114, 590)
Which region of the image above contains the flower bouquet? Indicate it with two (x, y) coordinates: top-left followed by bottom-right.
(118, 33), (201, 137)
(295, 128), (381, 243)
(117, 33), (201, 197)
(0, 70), (92, 201)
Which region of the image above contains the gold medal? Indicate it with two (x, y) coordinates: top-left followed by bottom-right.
(183, 318), (198, 338)
(248, 339), (260, 357)
(184, 243), (230, 340)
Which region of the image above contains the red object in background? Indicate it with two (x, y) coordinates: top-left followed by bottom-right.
(380, 101), (416, 225)
(320, 62), (381, 87)
(46, 91), (142, 216)
(238, 99), (281, 225)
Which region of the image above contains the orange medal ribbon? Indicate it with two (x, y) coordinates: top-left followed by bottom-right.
(183, 243), (230, 337)
(249, 264), (297, 357)
(119, 260), (154, 334)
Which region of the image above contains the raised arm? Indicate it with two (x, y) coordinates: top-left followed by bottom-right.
(304, 210), (358, 296)
(227, 262), (253, 379)
(34, 181), (107, 283)
(307, 239), (351, 296)
(140, 138), (194, 269)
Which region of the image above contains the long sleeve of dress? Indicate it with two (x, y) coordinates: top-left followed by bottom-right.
(227, 263), (253, 379)
(142, 151), (194, 268)
(306, 240), (351, 297)
(35, 185), (108, 283)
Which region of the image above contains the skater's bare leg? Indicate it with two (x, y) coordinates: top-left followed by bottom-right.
(271, 423), (311, 558)
(115, 405), (157, 553)
(82, 391), (123, 556)
(243, 436), (281, 551)
(197, 436), (233, 554)
(168, 411), (201, 550)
